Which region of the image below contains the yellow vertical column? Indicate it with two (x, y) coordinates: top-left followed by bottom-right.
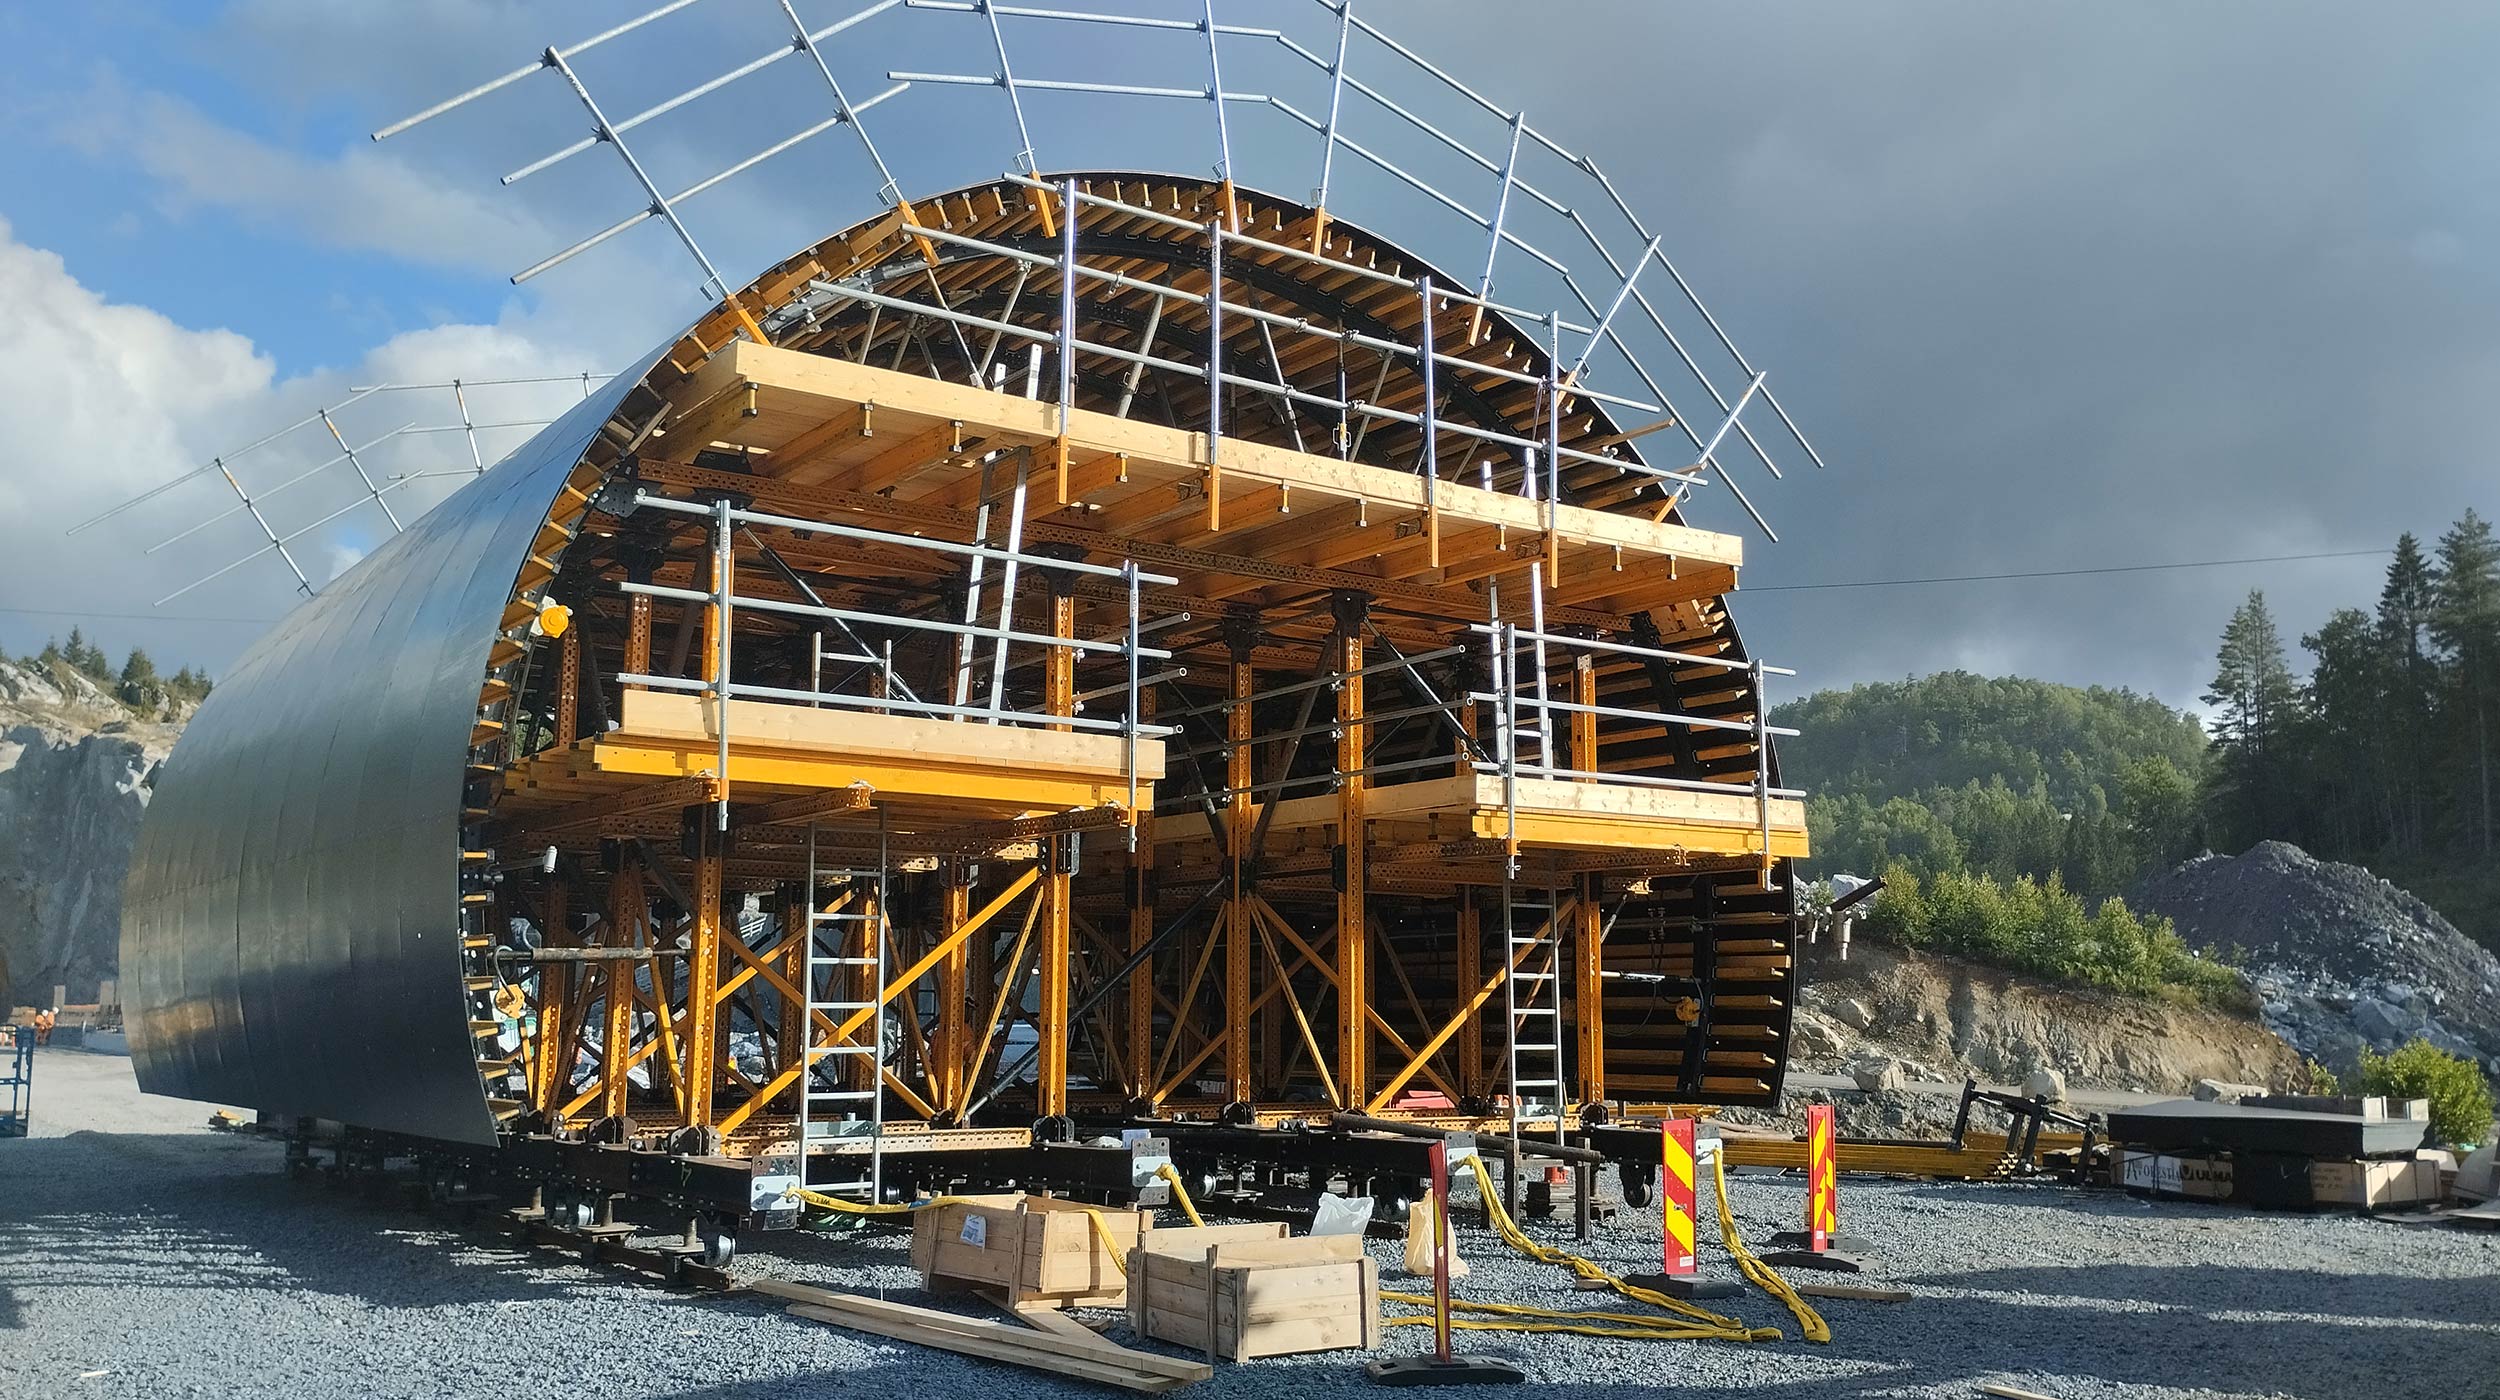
(600, 852), (641, 1123)
(1127, 691), (1157, 1107)
(778, 885), (806, 1100)
(1455, 893), (1483, 1104)
(1571, 654), (1605, 1110)
(623, 556), (654, 690)
(1224, 622), (1255, 1108)
(1455, 664), (1483, 1103)
(684, 825), (724, 1129)
(532, 874), (573, 1117)
(938, 865), (971, 1114)
(1332, 592), (1370, 1106)
(1037, 589), (1077, 1122)
(554, 626), (581, 749)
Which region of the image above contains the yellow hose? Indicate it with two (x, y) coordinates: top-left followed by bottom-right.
(796, 1140), (1829, 1347)
(1153, 1164), (1207, 1226)
(1708, 1150), (1831, 1344)
(1151, 1159), (1733, 1340)
(1450, 1150), (1780, 1350)
(1378, 1291), (1767, 1342)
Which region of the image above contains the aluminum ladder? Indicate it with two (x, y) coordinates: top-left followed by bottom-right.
(796, 816), (890, 1201)
(1491, 602), (1568, 1189)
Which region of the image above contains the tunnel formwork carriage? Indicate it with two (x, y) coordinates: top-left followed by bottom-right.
(126, 170), (1809, 1229)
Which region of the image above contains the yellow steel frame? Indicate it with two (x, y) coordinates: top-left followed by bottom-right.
(492, 176), (1809, 1159)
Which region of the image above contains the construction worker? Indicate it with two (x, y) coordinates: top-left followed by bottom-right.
(33, 1008), (55, 1046)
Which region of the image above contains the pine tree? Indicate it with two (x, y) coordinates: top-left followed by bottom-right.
(2432, 510), (2500, 858)
(64, 627), (113, 682)
(118, 648), (160, 709)
(2203, 591), (2303, 846)
(2377, 533), (2438, 853)
(2302, 608), (2385, 853)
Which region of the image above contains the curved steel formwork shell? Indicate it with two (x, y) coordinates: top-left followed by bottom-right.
(123, 361), (661, 1144)
(125, 172), (1803, 1170)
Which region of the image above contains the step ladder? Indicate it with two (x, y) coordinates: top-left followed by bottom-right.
(796, 815), (891, 1202)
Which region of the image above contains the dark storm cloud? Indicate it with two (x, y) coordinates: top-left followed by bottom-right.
(19, 0), (2497, 714)
(1402, 0), (2500, 708)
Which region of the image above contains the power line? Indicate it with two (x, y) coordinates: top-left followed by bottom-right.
(0, 606), (279, 626)
(1745, 547), (2394, 594)
(0, 548), (2397, 628)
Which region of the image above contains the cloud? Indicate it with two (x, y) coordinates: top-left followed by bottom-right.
(12, 0), (2500, 717)
(59, 78), (556, 278)
(0, 213), (602, 669)
(0, 214), (273, 516)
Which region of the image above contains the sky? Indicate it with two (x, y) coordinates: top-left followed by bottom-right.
(1, 0), (2494, 719)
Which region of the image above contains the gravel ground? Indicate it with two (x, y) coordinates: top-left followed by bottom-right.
(6, 1048), (2497, 1400)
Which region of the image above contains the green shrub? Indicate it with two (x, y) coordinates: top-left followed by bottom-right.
(2353, 1039), (2496, 1148)
(1859, 864), (2247, 1009)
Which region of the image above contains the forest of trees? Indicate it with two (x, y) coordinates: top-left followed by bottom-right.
(1775, 672), (2209, 900)
(21, 627), (213, 711)
(1779, 506), (2500, 953)
(2202, 510), (2500, 944)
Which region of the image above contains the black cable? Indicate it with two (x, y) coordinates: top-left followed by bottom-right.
(1745, 547), (2392, 594)
(0, 548), (2394, 630)
(0, 606), (278, 625)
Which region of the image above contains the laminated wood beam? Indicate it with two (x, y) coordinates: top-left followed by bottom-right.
(677, 340), (1742, 568)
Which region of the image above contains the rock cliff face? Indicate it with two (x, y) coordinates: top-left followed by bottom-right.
(0, 659), (187, 1008)
(1790, 941), (2301, 1096)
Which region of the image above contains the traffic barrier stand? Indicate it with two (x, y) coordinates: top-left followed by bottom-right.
(1621, 1117), (1740, 1299)
(1760, 1104), (1872, 1272)
(1364, 1138), (1526, 1386)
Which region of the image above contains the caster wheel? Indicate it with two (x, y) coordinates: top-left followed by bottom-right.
(1621, 1170), (1655, 1210)
(698, 1218), (738, 1268)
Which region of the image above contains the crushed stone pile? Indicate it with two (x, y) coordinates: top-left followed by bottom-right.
(2131, 840), (2500, 1077)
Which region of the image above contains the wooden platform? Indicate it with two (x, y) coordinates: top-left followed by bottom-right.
(660, 339), (1742, 621)
(497, 691), (1164, 850)
(1155, 772), (1804, 859)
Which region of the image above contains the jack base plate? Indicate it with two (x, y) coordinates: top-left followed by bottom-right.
(1756, 1249), (1865, 1273)
(1365, 1356), (1529, 1387)
(1619, 1271), (1744, 1299)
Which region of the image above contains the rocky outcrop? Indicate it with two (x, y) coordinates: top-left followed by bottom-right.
(2131, 842), (2500, 1077)
(0, 659), (187, 1007)
(1794, 942), (2302, 1095)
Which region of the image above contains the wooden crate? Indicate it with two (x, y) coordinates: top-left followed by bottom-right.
(910, 1193), (1153, 1309)
(1126, 1230), (1380, 1361)
(2310, 1156), (2446, 1209)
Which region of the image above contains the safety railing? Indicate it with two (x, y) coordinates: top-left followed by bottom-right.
(1468, 622), (1803, 863)
(612, 489), (1180, 835)
(768, 174), (1712, 538)
(1147, 639), (1480, 817)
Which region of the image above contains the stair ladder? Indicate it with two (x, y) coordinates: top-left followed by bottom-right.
(797, 814), (891, 1201)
